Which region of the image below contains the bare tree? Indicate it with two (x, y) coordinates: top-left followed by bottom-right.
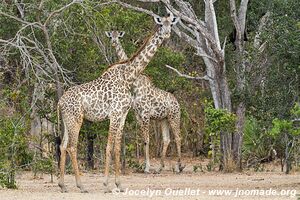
(0, 0), (82, 159)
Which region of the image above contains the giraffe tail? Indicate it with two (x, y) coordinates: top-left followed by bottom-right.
(57, 104), (69, 149)
(57, 106), (69, 149)
(56, 104), (62, 166)
(56, 104), (60, 137)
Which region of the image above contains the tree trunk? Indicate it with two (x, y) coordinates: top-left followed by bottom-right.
(233, 102), (245, 170)
(216, 64), (234, 171)
(284, 133), (292, 174)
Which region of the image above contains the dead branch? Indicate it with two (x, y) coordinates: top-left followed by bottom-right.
(165, 65), (211, 81)
(116, 1), (159, 18)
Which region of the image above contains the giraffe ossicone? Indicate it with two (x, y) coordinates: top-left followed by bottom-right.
(57, 12), (179, 193)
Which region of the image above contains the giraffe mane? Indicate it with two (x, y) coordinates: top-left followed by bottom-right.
(140, 73), (153, 82)
(126, 26), (159, 62)
(138, 73), (154, 87)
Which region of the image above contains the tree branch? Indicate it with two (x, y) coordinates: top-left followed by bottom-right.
(0, 11), (42, 29)
(204, 0), (221, 50)
(238, 0), (249, 35)
(229, 0), (242, 42)
(116, 1), (159, 18)
(165, 65), (211, 81)
(163, 1), (223, 63)
(44, 0), (81, 26)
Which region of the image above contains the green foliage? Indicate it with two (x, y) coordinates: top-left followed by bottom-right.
(267, 112), (299, 173)
(146, 47), (187, 92)
(33, 157), (55, 176)
(269, 118), (293, 138)
(243, 103), (300, 169)
(269, 103), (300, 138)
(291, 103), (300, 120)
(204, 101), (236, 165)
(204, 101), (236, 134)
(0, 116), (31, 188)
(243, 117), (271, 166)
(247, 0), (300, 122)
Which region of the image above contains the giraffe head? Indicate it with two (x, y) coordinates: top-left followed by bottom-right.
(105, 31), (125, 47)
(154, 9), (179, 39)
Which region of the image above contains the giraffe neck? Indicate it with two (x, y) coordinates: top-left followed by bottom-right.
(114, 40), (128, 61)
(124, 29), (164, 83)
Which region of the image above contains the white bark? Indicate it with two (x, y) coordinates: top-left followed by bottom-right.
(205, 0), (221, 50)
(165, 65), (211, 81)
(238, 0), (249, 36)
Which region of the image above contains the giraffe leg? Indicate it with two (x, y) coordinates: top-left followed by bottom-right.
(58, 115), (85, 193)
(114, 133), (123, 191)
(104, 112), (128, 193)
(103, 132), (113, 193)
(58, 119), (69, 193)
(69, 146), (87, 193)
(140, 120), (150, 173)
(58, 145), (68, 193)
(169, 118), (184, 173)
(68, 119), (85, 192)
(156, 120), (170, 174)
(114, 113), (127, 191)
(136, 115), (151, 173)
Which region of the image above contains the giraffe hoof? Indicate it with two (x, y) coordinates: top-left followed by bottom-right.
(116, 187), (124, 192)
(179, 164), (186, 172)
(60, 187), (68, 193)
(58, 183), (68, 193)
(78, 185), (88, 193)
(153, 169), (162, 174)
(144, 170), (151, 174)
(174, 164), (185, 173)
(81, 189), (88, 193)
(104, 187), (112, 193)
(115, 182), (124, 192)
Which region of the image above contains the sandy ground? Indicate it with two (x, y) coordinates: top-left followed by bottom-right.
(1, 159), (300, 200)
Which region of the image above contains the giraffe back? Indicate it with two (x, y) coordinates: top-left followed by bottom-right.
(132, 74), (180, 121)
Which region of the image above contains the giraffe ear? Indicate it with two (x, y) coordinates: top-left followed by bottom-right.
(154, 16), (163, 25)
(105, 31), (112, 38)
(171, 16), (180, 25)
(119, 31), (125, 38)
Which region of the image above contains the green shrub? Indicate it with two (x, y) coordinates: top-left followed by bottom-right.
(0, 116), (30, 188)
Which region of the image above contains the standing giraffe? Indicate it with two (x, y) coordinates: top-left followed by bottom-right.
(105, 31), (183, 173)
(57, 12), (179, 193)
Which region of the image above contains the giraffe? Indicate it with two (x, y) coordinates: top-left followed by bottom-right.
(106, 31), (183, 173)
(57, 12), (179, 193)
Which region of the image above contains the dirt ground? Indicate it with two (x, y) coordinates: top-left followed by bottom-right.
(1, 158), (300, 200)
